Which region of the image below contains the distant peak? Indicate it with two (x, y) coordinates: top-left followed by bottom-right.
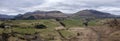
(47, 11), (62, 13)
(81, 9), (99, 12)
(25, 10), (63, 14)
(33, 10), (62, 13)
(75, 9), (112, 16)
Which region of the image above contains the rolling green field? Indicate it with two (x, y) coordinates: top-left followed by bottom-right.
(0, 19), (99, 34)
(0, 19), (100, 41)
(61, 19), (98, 28)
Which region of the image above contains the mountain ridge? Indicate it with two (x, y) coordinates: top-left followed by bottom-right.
(0, 9), (120, 20)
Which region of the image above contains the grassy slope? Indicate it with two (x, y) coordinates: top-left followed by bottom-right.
(61, 19), (97, 28)
(0, 19), (99, 41)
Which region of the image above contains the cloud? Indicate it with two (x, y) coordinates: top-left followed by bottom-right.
(0, 0), (120, 15)
(96, 7), (120, 15)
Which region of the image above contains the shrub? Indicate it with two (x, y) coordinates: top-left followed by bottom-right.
(105, 19), (120, 29)
(35, 24), (47, 29)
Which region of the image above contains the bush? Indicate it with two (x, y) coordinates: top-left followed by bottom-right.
(35, 24), (47, 29)
(0, 23), (5, 28)
(105, 19), (120, 29)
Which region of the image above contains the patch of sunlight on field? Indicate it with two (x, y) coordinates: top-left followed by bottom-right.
(13, 28), (36, 35)
(59, 30), (76, 38)
(0, 29), (3, 34)
(62, 19), (83, 28)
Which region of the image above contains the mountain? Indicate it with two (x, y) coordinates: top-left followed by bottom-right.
(0, 14), (14, 19)
(14, 11), (68, 20)
(72, 9), (115, 18)
(14, 10), (120, 20)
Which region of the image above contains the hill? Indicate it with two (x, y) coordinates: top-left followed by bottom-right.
(12, 9), (120, 20)
(72, 9), (115, 18)
(14, 10), (68, 20)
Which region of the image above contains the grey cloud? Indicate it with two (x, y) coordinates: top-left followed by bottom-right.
(0, 0), (120, 15)
(0, 0), (45, 15)
(0, 0), (45, 8)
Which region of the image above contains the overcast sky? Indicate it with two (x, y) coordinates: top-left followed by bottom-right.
(0, 0), (120, 15)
